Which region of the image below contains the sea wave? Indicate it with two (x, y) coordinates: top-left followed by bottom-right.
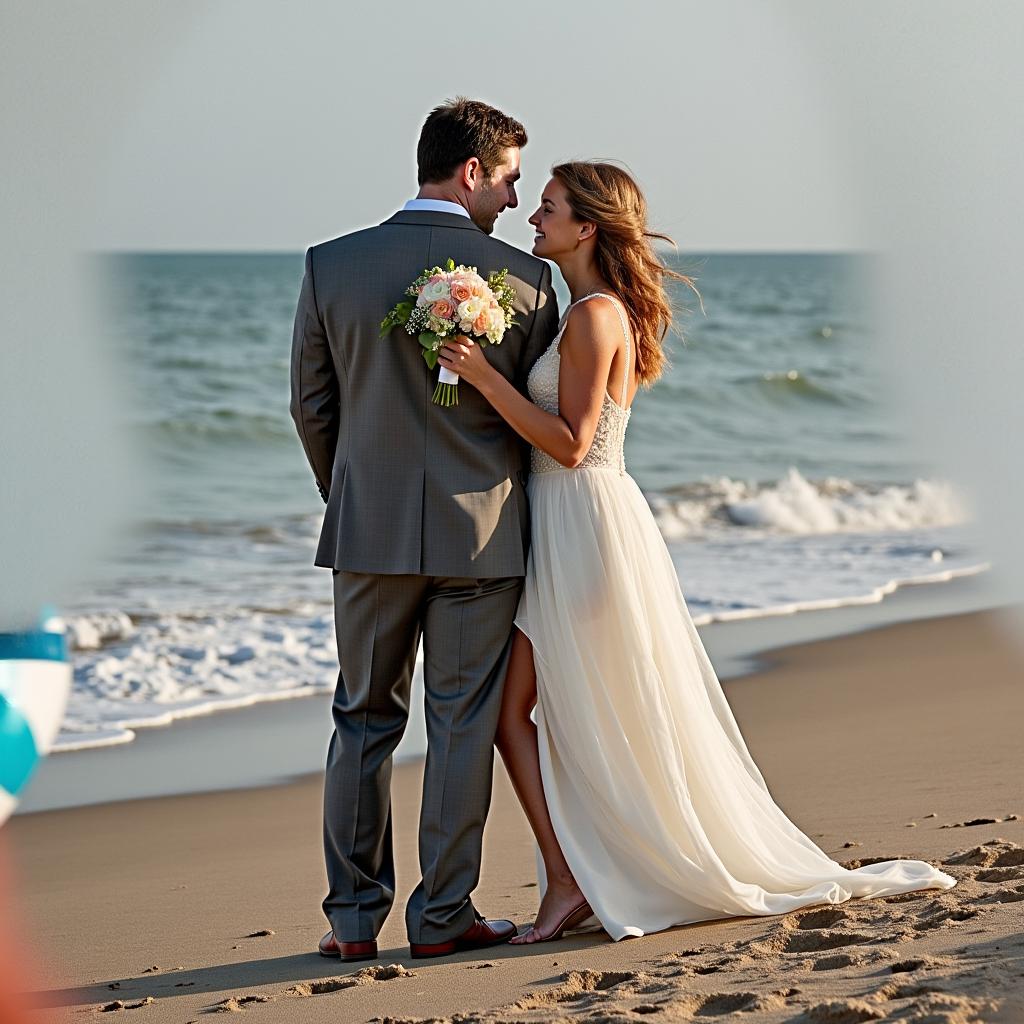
(128, 469), (967, 551)
(144, 409), (294, 443)
(649, 467), (969, 540)
(754, 370), (847, 404)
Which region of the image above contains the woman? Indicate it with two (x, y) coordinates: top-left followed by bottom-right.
(437, 161), (956, 945)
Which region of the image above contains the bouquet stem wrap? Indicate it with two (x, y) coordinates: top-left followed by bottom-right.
(433, 366), (460, 407)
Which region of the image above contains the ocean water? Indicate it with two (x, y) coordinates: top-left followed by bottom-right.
(57, 252), (988, 751)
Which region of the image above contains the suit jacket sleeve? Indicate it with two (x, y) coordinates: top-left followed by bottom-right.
(289, 247), (338, 503)
(515, 260), (560, 394)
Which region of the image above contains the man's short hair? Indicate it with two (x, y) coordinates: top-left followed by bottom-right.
(416, 97), (527, 186)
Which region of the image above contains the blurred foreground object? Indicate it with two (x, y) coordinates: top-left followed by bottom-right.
(0, 610), (71, 825)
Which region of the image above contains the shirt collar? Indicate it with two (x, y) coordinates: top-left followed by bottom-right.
(402, 198), (471, 219)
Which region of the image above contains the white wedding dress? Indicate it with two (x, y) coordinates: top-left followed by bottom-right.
(512, 292), (956, 940)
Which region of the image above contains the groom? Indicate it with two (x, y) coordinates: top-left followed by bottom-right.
(289, 97), (559, 960)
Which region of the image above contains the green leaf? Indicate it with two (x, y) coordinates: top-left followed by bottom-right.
(419, 331), (439, 351)
(422, 348), (439, 370)
(445, 257), (455, 272)
(380, 299), (417, 338)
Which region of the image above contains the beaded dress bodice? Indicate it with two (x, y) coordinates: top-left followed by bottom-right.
(528, 293), (633, 475)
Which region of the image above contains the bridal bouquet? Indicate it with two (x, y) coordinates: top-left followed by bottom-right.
(380, 258), (517, 406)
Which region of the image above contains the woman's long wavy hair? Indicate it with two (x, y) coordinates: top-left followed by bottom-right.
(551, 160), (703, 387)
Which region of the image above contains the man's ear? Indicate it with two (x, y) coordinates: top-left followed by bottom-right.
(462, 157), (481, 191)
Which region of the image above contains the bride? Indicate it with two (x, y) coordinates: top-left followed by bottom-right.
(437, 160), (956, 945)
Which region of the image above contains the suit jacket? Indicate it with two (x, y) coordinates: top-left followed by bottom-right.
(289, 209), (560, 577)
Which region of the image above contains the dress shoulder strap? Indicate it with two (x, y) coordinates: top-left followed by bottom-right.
(573, 292), (631, 407)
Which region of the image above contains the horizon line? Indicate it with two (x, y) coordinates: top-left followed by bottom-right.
(87, 246), (877, 257)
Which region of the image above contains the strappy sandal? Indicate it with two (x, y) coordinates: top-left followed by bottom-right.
(510, 899), (594, 944)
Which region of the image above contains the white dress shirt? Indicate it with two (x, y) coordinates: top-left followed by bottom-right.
(402, 198), (471, 219)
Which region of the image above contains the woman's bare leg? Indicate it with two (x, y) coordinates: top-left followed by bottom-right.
(496, 627), (589, 943)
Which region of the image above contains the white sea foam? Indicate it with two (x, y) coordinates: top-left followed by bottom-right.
(650, 467), (969, 540)
(57, 607), (344, 751)
(688, 561), (990, 626)
(66, 611), (134, 650)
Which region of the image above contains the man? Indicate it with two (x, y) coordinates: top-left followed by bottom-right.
(290, 97), (559, 961)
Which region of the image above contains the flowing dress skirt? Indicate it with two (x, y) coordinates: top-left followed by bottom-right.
(513, 466), (956, 940)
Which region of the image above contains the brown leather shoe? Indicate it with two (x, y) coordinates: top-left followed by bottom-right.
(409, 912), (517, 959)
(318, 930), (378, 962)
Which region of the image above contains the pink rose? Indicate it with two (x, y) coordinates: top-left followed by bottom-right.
(471, 279), (488, 298)
(431, 299), (455, 319)
(450, 280), (473, 303)
(473, 311), (490, 334)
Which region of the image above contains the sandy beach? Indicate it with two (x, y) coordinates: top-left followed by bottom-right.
(5, 604), (1023, 1023)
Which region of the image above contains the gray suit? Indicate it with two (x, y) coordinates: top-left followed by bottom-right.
(290, 208), (559, 943)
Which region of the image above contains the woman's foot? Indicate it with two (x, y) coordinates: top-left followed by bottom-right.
(510, 878), (591, 944)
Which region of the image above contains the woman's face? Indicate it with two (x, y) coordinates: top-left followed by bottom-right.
(528, 177), (587, 259)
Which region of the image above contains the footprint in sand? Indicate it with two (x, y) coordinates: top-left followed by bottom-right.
(889, 956), (945, 973)
(888, 999), (999, 1024)
(794, 998), (883, 1022)
(912, 901), (981, 931)
(697, 990), (789, 1015)
(511, 968), (651, 1010)
(971, 883), (1024, 905)
(792, 908), (851, 930)
(811, 952), (865, 972)
(788, 931), (878, 954)
(690, 957), (736, 975)
(880, 890), (930, 904)
(641, 989), (797, 1017)
(285, 963), (416, 997)
(749, 926), (877, 956)
(943, 838), (1024, 868)
(874, 980), (947, 1001)
(975, 865), (1024, 882)
(872, 989), (1001, 1023)
(208, 994), (272, 1012)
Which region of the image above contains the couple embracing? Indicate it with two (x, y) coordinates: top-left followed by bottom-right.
(289, 97), (955, 963)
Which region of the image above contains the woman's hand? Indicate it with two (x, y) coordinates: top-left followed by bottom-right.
(437, 300), (621, 469)
(437, 335), (495, 390)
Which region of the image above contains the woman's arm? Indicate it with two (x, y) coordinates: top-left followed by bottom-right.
(438, 299), (621, 469)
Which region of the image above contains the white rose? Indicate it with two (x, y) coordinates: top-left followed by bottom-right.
(418, 279), (450, 306)
(457, 296), (485, 323)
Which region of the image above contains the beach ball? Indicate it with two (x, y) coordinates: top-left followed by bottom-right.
(0, 610), (71, 825)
